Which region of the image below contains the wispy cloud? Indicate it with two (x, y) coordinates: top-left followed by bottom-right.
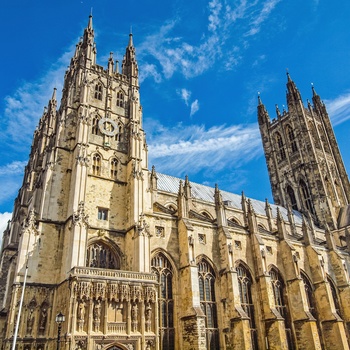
(139, 0), (281, 82)
(178, 88), (192, 106)
(190, 100), (200, 116)
(245, 0), (281, 36)
(0, 46), (75, 147)
(147, 121), (262, 175)
(0, 161), (27, 176)
(324, 92), (350, 126)
(0, 212), (12, 245)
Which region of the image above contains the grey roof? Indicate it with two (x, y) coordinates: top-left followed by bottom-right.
(156, 172), (303, 225)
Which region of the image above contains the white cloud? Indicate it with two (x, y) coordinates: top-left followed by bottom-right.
(138, 0), (281, 82)
(190, 100), (200, 116)
(178, 88), (192, 106)
(245, 0), (281, 36)
(147, 121), (262, 176)
(0, 161), (27, 176)
(0, 212), (12, 247)
(324, 92), (350, 126)
(0, 46), (75, 145)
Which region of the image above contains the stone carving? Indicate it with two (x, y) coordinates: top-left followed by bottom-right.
(136, 214), (150, 237)
(131, 302), (138, 332)
(145, 303), (152, 332)
(77, 299), (86, 331)
(26, 308), (35, 335)
(93, 299), (101, 332)
(38, 303), (48, 334)
(73, 201), (89, 226)
(23, 209), (39, 236)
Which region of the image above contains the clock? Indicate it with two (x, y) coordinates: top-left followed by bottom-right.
(98, 118), (118, 137)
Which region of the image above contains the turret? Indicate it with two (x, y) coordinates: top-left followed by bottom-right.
(122, 33), (139, 86)
(257, 94), (270, 125)
(286, 72), (302, 106)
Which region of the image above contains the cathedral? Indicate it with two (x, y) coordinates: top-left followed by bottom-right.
(1, 15), (350, 350)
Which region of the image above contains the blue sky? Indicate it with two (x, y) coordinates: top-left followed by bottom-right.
(1, 0), (350, 233)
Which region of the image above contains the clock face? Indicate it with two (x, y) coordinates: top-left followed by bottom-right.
(98, 118), (118, 136)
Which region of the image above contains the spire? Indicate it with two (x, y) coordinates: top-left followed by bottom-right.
(286, 72), (302, 105)
(108, 52), (114, 74)
(80, 14), (96, 66)
(122, 33), (139, 85)
(275, 104), (281, 118)
(257, 94), (270, 125)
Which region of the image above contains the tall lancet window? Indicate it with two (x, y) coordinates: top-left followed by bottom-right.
(286, 185), (298, 210)
(151, 253), (174, 350)
(301, 272), (316, 317)
(92, 153), (101, 176)
(110, 158), (118, 179)
(198, 259), (219, 350)
(287, 125), (298, 153)
(276, 132), (286, 161)
(270, 268), (294, 349)
(237, 264), (258, 349)
(92, 116), (100, 135)
(327, 277), (342, 317)
(116, 91), (124, 107)
(300, 179), (314, 214)
(94, 84), (103, 100)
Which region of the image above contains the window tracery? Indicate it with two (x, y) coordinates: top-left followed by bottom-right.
(198, 259), (219, 350)
(110, 158), (118, 179)
(328, 277), (342, 317)
(286, 185), (298, 210)
(276, 132), (286, 161)
(92, 153), (101, 176)
(151, 253), (174, 350)
(300, 179), (314, 214)
(94, 84), (103, 100)
(270, 268), (293, 349)
(237, 264), (258, 349)
(116, 92), (124, 107)
(92, 116), (101, 135)
(86, 241), (119, 269)
(286, 125), (298, 153)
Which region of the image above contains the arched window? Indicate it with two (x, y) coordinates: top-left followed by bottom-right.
(299, 179), (314, 214)
(301, 272), (316, 317)
(286, 185), (298, 210)
(327, 277), (342, 317)
(86, 242), (119, 269)
(92, 153), (101, 176)
(198, 259), (219, 350)
(237, 264), (258, 349)
(116, 92), (124, 107)
(92, 116), (100, 135)
(94, 84), (103, 100)
(270, 268), (293, 349)
(286, 125), (298, 153)
(276, 133), (286, 161)
(151, 253), (174, 350)
(110, 158), (118, 179)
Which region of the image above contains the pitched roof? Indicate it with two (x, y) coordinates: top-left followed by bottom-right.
(156, 172), (303, 225)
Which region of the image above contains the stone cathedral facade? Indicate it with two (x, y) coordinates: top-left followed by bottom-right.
(0, 16), (350, 350)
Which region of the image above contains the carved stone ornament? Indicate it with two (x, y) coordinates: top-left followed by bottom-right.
(73, 201), (89, 226)
(98, 117), (118, 136)
(136, 214), (150, 237)
(23, 209), (39, 236)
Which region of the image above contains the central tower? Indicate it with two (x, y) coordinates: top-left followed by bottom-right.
(258, 73), (350, 229)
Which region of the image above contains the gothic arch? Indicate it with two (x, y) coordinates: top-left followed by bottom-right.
(91, 152), (103, 176)
(274, 131), (286, 161)
(86, 237), (123, 270)
(228, 217), (242, 226)
(298, 177), (315, 214)
(195, 254), (219, 277)
(286, 184), (298, 210)
(201, 210), (213, 220)
(151, 249), (177, 275)
(234, 259), (255, 278)
(285, 124), (298, 153)
(164, 202), (177, 212)
(91, 113), (102, 135)
(102, 343), (130, 350)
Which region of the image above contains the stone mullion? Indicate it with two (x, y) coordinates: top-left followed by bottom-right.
(140, 301), (145, 349)
(103, 298), (108, 334)
(127, 301), (131, 335)
(87, 299), (93, 334)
